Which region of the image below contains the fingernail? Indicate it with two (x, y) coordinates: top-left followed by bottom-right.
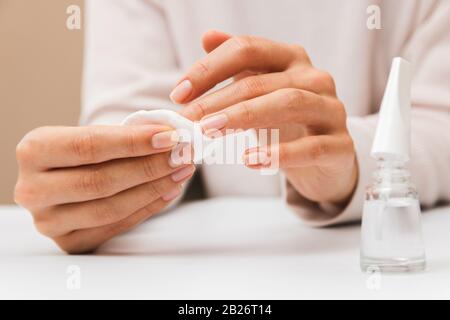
(200, 113), (228, 132)
(171, 165), (195, 182)
(170, 79), (193, 103)
(244, 150), (270, 166)
(162, 188), (181, 201)
(152, 131), (179, 149)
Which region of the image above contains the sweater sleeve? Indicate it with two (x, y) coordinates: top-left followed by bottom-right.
(81, 0), (191, 209)
(81, 0), (181, 125)
(284, 0), (450, 227)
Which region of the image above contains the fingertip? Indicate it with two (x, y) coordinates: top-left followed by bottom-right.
(151, 130), (179, 149)
(243, 148), (271, 168)
(202, 29), (231, 53)
(199, 113), (228, 132)
(169, 79), (193, 104)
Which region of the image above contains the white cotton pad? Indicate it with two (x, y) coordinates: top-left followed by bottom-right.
(121, 110), (215, 163)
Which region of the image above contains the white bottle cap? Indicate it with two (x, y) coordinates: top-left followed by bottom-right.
(371, 57), (412, 162)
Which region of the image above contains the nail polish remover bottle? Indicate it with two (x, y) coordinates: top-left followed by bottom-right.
(360, 57), (426, 272)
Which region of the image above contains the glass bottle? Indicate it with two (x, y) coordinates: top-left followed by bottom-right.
(360, 158), (426, 272)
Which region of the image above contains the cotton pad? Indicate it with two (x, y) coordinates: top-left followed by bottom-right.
(121, 109), (215, 163)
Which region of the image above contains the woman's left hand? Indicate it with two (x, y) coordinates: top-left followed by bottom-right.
(176, 30), (358, 205)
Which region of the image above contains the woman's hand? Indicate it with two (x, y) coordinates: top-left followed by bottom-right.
(15, 125), (195, 254)
(178, 30), (357, 205)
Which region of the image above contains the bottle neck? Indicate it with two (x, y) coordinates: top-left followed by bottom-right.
(373, 158), (410, 185)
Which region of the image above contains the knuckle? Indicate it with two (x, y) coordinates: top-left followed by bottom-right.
(32, 210), (58, 237)
(92, 200), (119, 225)
(286, 70), (300, 88)
(78, 167), (111, 197)
(239, 101), (255, 126)
(71, 130), (98, 163)
(33, 217), (54, 237)
(241, 76), (267, 96)
(124, 127), (140, 156)
(142, 157), (158, 180)
(16, 140), (33, 165)
(16, 128), (44, 165)
(191, 100), (208, 119)
(314, 70), (336, 93)
(232, 36), (256, 59)
(285, 89), (304, 111)
(310, 141), (328, 161)
(333, 100), (347, 125)
(193, 60), (210, 78)
(14, 181), (39, 208)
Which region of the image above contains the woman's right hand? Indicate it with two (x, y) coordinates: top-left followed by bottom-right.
(14, 125), (195, 254)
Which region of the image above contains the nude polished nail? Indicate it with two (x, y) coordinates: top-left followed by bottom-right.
(171, 165), (195, 182)
(200, 113), (228, 132)
(170, 80), (193, 103)
(244, 150), (271, 166)
(152, 131), (179, 149)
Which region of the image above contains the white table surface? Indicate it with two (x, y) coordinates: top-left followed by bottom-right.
(0, 197), (449, 300)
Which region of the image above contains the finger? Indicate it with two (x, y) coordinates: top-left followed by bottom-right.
(181, 72), (291, 120)
(54, 197), (169, 254)
(30, 151), (188, 207)
(17, 125), (178, 170)
(170, 36), (303, 104)
(181, 67), (337, 121)
(243, 135), (353, 169)
(232, 70), (259, 82)
(202, 30), (231, 53)
(200, 88), (343, 133)
(34, 165), (195, 237)
(201, 30), (256, 90)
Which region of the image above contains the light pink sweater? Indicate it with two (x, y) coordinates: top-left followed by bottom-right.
(81, 0), (450, 226)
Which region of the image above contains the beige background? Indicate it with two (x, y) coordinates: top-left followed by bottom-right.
(0, 0), (83, 203)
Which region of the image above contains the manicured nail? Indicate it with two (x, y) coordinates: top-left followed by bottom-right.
(200, 113), (228, 132)
(244, 150), (270, 166)
(171, 165), (195, 182)
(152, 131), (179, 149)
(162, 188), (181, 201)
(170, 79), (193, 103)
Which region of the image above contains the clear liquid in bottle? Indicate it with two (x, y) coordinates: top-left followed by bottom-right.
(361, 197), (426, 272)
